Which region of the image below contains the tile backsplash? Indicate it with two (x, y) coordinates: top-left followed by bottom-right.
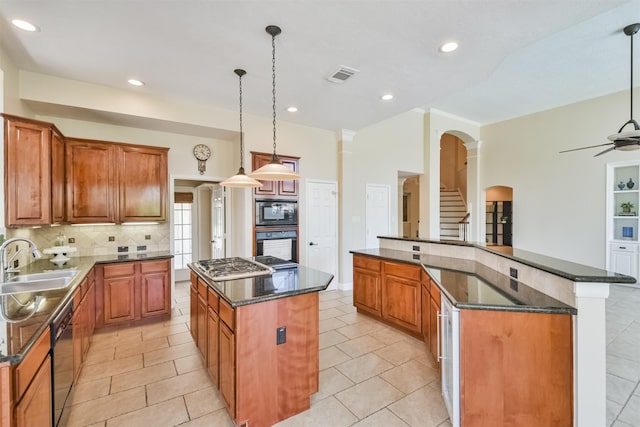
(6, 223), (171, 267)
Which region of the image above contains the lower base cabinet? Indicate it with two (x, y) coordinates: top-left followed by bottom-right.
(96, 258), (171, 327)
(14, 353), (52, 427)
(190, 272), (319, 427)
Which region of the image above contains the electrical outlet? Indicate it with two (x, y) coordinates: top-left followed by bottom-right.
(68, 237), (75, 243)
(510, 279), (518, 291)
(108, 236), (115, 242)
(277, 326), (286, 345)
(510, 267), (518, 279)
(137, 245), (147, 251)
(145, 235), (151, 240)
(412, 245), (420, 251)
(412, 253), (420, 260)
(117, 246), (128, 253)
(13, 260), (19, 268)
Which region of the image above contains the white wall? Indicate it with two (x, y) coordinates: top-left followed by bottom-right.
(480, 90), (638, 268)
(340, 109), (424, 284)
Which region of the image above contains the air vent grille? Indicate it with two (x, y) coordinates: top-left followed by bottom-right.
(327, 65), (359, 84)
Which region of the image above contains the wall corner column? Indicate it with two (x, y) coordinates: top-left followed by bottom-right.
(338, 129), (356, 290)
(463, 140), (482, 242)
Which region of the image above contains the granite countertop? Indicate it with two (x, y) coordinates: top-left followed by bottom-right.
(350, 248), (576, 315)
(378, 236), (636, 284)
(188, 262), (334, 308)
(0, 251), (173, 365)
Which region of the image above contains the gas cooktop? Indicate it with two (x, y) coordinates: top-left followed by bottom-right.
(195, 257), (275, 282)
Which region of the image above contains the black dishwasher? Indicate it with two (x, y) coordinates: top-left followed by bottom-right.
(51, 301), (73, 426)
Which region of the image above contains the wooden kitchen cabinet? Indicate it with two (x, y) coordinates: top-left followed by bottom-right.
(251, 151), (300, 197)
(66, 138), (117, 223)
(118, 145), (168, 222)
(381, 261), (421, 333)
(189, 272), (198, 342)
(219, 321), (236, 418)
(353, 255), (382, 316)
(197, 279), (208, 361)
(3, 114), (66, 226)
(14, 353), (52, 427)
(74, 270), (97, 380)
(96, 259), (171, 327)
(428, 280), (441, 369)
(66, 138), (169, 224)
(207, 288), (220, 387)
(140, 260), (171, 318)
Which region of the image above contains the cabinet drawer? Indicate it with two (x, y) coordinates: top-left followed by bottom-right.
(197, 278), (208, 298)
(103, 262), (135, 278)
(353, 256), (381, 272)
(610, 243), (638, 253)
(383, 261), (420, 281)
(208, 288), (219, 313)
(219, 299), (234, 330)
(140, 259), (170, 274)
(14, 329), (49, 399)
(429, 279), (441, 308)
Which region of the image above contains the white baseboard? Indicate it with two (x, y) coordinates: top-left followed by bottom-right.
(340, 281), (353, 291)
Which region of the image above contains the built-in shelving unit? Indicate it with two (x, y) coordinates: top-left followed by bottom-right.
(606, 161), (640, 280)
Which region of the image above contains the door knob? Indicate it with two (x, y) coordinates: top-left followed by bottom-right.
(309, 242), (318, 246)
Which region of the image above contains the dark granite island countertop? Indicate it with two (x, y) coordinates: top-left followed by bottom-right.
(350, 248), (576, 315)
(187, 262), (334, 307)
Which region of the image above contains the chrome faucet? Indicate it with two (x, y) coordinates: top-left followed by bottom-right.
(0, 238), (43, 282)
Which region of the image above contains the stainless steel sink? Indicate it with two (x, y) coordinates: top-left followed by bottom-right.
(0, 270), (78, 294)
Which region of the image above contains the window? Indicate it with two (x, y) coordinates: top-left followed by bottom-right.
(173, 192), (193, 269)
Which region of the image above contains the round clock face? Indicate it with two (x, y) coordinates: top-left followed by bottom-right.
(193, 144), (211, 161)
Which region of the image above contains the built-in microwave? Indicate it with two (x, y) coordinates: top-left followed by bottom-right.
(255, 200), (297, 227)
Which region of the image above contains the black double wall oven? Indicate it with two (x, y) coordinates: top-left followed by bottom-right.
(255, 200), (298, 263)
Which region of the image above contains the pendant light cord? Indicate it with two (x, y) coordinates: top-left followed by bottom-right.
(271, 31), (278, 159)
(631, 29), (635, 121)
(239, 71), (245, 171)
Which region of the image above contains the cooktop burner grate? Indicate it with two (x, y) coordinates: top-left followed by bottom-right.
(195, 257), (274, 281)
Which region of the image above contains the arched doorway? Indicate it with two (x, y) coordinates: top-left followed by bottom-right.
(440, 133), (467, 239)
(485, 185), (513, 250)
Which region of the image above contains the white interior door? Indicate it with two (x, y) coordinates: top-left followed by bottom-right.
(306, 180), (338, 286)
(211, 185), (225, 259)
(366, 184), (391, 248)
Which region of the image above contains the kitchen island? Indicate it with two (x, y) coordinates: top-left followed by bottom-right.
(352, 236), (635, 427)
(187, 258), (333, 427)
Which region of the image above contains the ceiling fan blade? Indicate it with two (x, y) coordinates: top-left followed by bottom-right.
(594, 147), (616, 157)
(559, 142), (613, 153)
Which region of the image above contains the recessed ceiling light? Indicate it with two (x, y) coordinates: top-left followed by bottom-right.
(439, 42), (459, 53)
(12, 19), (39, 32)
(127, 79), (145, 87)
(287, 106), (298, 113)
(381, 94), (394, 101)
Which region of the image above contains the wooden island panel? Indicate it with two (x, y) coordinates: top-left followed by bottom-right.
(459, 309), (573, 427)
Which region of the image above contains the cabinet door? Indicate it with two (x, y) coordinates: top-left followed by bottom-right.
(278, 157), (299, 196)
(66, 139), (117, 223)
(382, 275), (421, 333)
(252, 152), (277, 196)
(207, 306), (219, 388)
(353, 268), (382, 316)
(421, 283), (430, 347)
(14, 354), (52, 427)
(219, 322), (236, 418)
(4, 116), (52, 226)
(189, 273), (198, 342)
(429, 296), (440, 368)
(103, 276), (136, 324)
(51, 128), (66, 223)
(197, 294), (207, 361)
(118, 145), (168, 222)
(610, 246), (638, 278)
(140, 265), (170, 318)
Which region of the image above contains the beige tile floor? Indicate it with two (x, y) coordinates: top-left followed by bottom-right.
(67, 280), (640, 427)
(65, 281), (452, 426)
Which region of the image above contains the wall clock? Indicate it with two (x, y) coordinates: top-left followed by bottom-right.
(193, 144), (211, 174)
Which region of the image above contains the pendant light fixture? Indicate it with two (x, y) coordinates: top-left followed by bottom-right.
(249, 25), (301, 181)
(220, 69), (263, 188)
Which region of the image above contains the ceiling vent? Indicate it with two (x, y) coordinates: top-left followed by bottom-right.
(327, 65), (359, 84)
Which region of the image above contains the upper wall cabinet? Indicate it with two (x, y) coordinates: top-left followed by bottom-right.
(66, 138), (118, 223)
(66, 138), (169, 224)
(251, 152), (299, 198)
(118, 145), (168, 222)
(3, 114), (66, 226)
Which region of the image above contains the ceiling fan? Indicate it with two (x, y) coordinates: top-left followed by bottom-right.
(560, 23), (640, 157)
